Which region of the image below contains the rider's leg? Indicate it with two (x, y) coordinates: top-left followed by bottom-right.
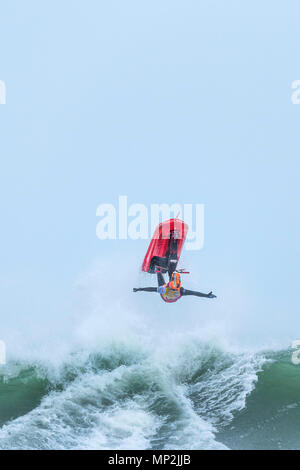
(157, 272), (165, 287)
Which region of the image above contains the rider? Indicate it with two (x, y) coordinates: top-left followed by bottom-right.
(133, 271), (216, 303)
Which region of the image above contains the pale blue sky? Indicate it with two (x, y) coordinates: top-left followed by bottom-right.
(0, 1), (299, 346)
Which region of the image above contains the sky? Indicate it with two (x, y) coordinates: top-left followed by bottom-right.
(0, 1), (299, 348)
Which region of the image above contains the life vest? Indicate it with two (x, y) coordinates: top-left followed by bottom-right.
(168, 272), (181, 291)
(160, 273), (182, 303)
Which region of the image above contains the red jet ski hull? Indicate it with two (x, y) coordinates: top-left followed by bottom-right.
(141, 219), (188, 274)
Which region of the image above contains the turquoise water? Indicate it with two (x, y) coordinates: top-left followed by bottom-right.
(0, 340), (298, 450)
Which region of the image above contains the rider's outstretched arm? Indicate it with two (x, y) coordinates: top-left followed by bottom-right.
(180, 288), (216, 298)
(133, 287), (157, 293)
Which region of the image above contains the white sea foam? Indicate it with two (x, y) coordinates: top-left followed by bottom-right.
(0, 260), (267, 449)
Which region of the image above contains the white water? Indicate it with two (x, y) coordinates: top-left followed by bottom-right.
(0, 257), (270, 449)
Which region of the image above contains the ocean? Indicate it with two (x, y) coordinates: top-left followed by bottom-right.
(0, 340), (299, 449)
(0, 264), (299, 450)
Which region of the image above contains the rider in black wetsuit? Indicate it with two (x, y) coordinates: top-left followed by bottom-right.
(133, 272), (216, 303)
